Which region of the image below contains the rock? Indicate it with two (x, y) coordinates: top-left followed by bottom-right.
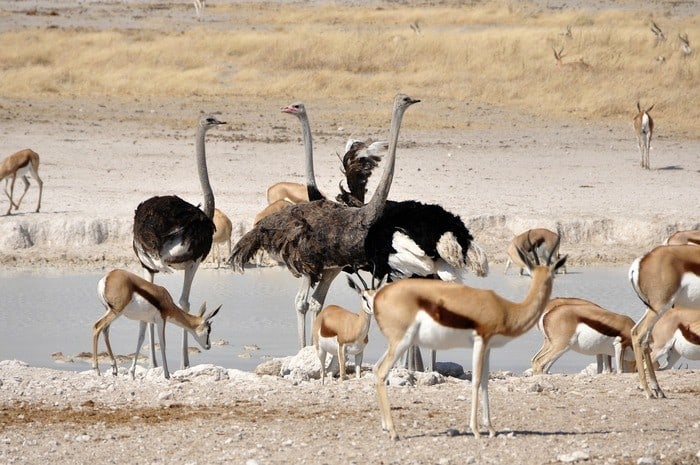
(557, 450), (590, 462)
(434, 361), (467, 379)
(280, 346), (321, 380)
(172, 364), (229, 382)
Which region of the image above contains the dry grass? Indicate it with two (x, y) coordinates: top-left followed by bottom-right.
(0, 2), (698, 136)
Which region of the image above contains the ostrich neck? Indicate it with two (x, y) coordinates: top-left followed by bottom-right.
(363, 107), (405, 223)
(196, 126), (214, 219)
(299, 113), (323, 201)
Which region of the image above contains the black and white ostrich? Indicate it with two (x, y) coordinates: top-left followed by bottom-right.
(364, 199), (489, 371)
(132, 115), (225, 370)
(230, 94), (420, 350)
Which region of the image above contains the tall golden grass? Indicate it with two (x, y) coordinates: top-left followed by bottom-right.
(0, 3), (697, 136)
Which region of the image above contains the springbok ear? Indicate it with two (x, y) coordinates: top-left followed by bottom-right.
(206, 305), (222, 321)
(347, 276), (360, 292)
(198, 302), (207, 317)
(554, 255), (568, 273)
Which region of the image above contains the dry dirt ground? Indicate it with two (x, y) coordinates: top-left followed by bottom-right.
(1, 2), (699, 465)
(0, 361), (699, 465)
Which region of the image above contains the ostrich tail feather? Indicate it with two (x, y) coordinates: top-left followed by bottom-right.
(466, 240), (489, 277)
(228, 230), (262, 273)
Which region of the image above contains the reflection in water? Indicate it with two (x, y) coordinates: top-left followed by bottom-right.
(1, 266), (696, 374)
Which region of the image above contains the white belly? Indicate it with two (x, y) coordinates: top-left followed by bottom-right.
(673, 330), (700, 361)
(676, 273), (700, 308)
(317, 335), (366, 356)
(120, 294), (161, 323)
(569, 324), (616, 356)
(412, 311), (514, 350)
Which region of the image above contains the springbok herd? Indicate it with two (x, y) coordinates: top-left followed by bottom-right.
(1, 94), (698, 440)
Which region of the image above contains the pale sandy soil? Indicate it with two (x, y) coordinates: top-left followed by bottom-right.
(1, 2), (699, 465)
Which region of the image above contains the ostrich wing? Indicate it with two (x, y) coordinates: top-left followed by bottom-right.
(133, 195), (215, 270)
(230, 199), (367, 283)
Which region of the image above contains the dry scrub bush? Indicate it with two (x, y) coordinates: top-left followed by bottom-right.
(0, 3), (697, 136)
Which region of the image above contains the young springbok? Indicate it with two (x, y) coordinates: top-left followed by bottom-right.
(629, 244), (700, 397)
(504, 228), (566, 275)
(0, 149), (43, 215)
(633, 102), (654, 170)
(531, 297), (636, 374)
(93, 269), (221, 380)
(312, 274), (385, 383)
(650, 306), (700, 370)
(372, 239), (567, 439)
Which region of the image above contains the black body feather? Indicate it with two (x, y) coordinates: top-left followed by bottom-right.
(133, 195), (215, 273)
(364, 200), (475, 280)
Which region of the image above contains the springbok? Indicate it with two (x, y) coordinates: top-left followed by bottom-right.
(372, 239), (567, 439)
(629, 244), (700, 397)
(93, 269), (221, 380)
(312, 273), (385, 383)
(552, 47), (591, 70)
(650, 307), (700, 370)
(633, 102), (654, 170)
(531, 297), (635, 374)
(665, 229), (700, 246)
(211, 208), (233, 268)
(504, 228), (566, 275)
(0, 148), (43, 215)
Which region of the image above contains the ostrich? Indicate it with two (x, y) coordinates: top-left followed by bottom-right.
(280, 102), (489, 371)
(230, 93), (420, 349)
(132, 114), (226, 370)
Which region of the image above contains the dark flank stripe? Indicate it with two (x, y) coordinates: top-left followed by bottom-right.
(135, 287), (162, 311)
(580, 316), (622, 338)
(678, 324), (700, 345)
(417, 297), (477, 330)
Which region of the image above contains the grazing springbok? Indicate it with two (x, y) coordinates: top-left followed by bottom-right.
(665, 229), (700, 246)
(633, 102), (654, 170)
(629, 244), (700, 397)
(650, 307), (700, 370)
(266, 181), (310, 206)
(93, 269), (221, 380)
(211, 208), (233, 268)
(504, 228), (566, 275)
(313, 273), (385, 384)
(552, 46), (591, 70)
(531, 297), (635, 374)
(0, 148), (43, 215)
(372, 239), (567, 439)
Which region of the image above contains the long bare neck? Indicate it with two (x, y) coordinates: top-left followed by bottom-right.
(362, 103), (406, 223)
(507, 268), (555, 336)
(298, 112), (323, 201)
(196, 125), (215, 219)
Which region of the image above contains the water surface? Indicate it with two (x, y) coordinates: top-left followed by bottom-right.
(1, 265), (696, 374)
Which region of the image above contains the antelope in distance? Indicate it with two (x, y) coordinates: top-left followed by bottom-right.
(650, 307), (700, 370)
(372, 238), (567, 439)
(312, 273), (385, 384)
(1, 148), (43, 216)
(633, 102), (654, 170)
(552, 46), (591, 70)
(504, 228), (566, 275)
(629, 245), (700, 398)
(531, 297), (636, 375)
(93, 269), (221, 380)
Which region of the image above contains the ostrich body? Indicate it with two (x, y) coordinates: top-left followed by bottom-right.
(230, 94), (420, 349)
(133, 115), (225, 369)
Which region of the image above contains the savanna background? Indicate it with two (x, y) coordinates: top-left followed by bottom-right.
(1, 0), (698, 136)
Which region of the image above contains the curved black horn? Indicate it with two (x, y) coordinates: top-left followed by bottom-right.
(547, 234), (562, 266)
(355, 270), (369, 290)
